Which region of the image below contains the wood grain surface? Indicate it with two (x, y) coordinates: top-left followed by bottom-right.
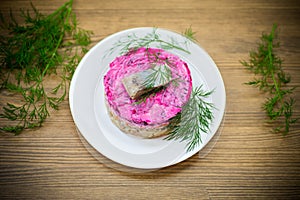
(0, 0), (300, 199)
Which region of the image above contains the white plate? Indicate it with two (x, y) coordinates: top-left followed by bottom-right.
(69, 27), (226, 169)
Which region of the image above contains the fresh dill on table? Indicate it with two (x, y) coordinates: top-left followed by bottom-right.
(241, 24), (298, 134)
(0, 0), (92, 134)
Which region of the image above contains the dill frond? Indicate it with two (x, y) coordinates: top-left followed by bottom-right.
(241, 24), (298, 134)
(165, 86), (215, 152)
(0, 0), (93, 134)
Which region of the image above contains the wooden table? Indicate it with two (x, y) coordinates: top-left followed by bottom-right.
(1, 0), (299, 199)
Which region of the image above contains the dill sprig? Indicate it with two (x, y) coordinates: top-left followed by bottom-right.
(241, 24), (298, 134)
(165, 86), (215, 152)
(106, 28), (191, 57)
(0, 0), (92, 134)
(183, 26), (198, 43)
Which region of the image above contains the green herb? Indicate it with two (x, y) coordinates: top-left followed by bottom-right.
(165, 86), (215, 152)
(106, 28), (191, 57)
(0, 0), (92, 134)
(241, 24), (298, 134)
(183, 26), (198, 42)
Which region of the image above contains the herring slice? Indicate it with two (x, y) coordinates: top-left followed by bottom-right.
(122, 64), (172, 99)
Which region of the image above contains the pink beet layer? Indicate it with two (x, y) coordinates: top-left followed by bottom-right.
(104, 47), (192, 127)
